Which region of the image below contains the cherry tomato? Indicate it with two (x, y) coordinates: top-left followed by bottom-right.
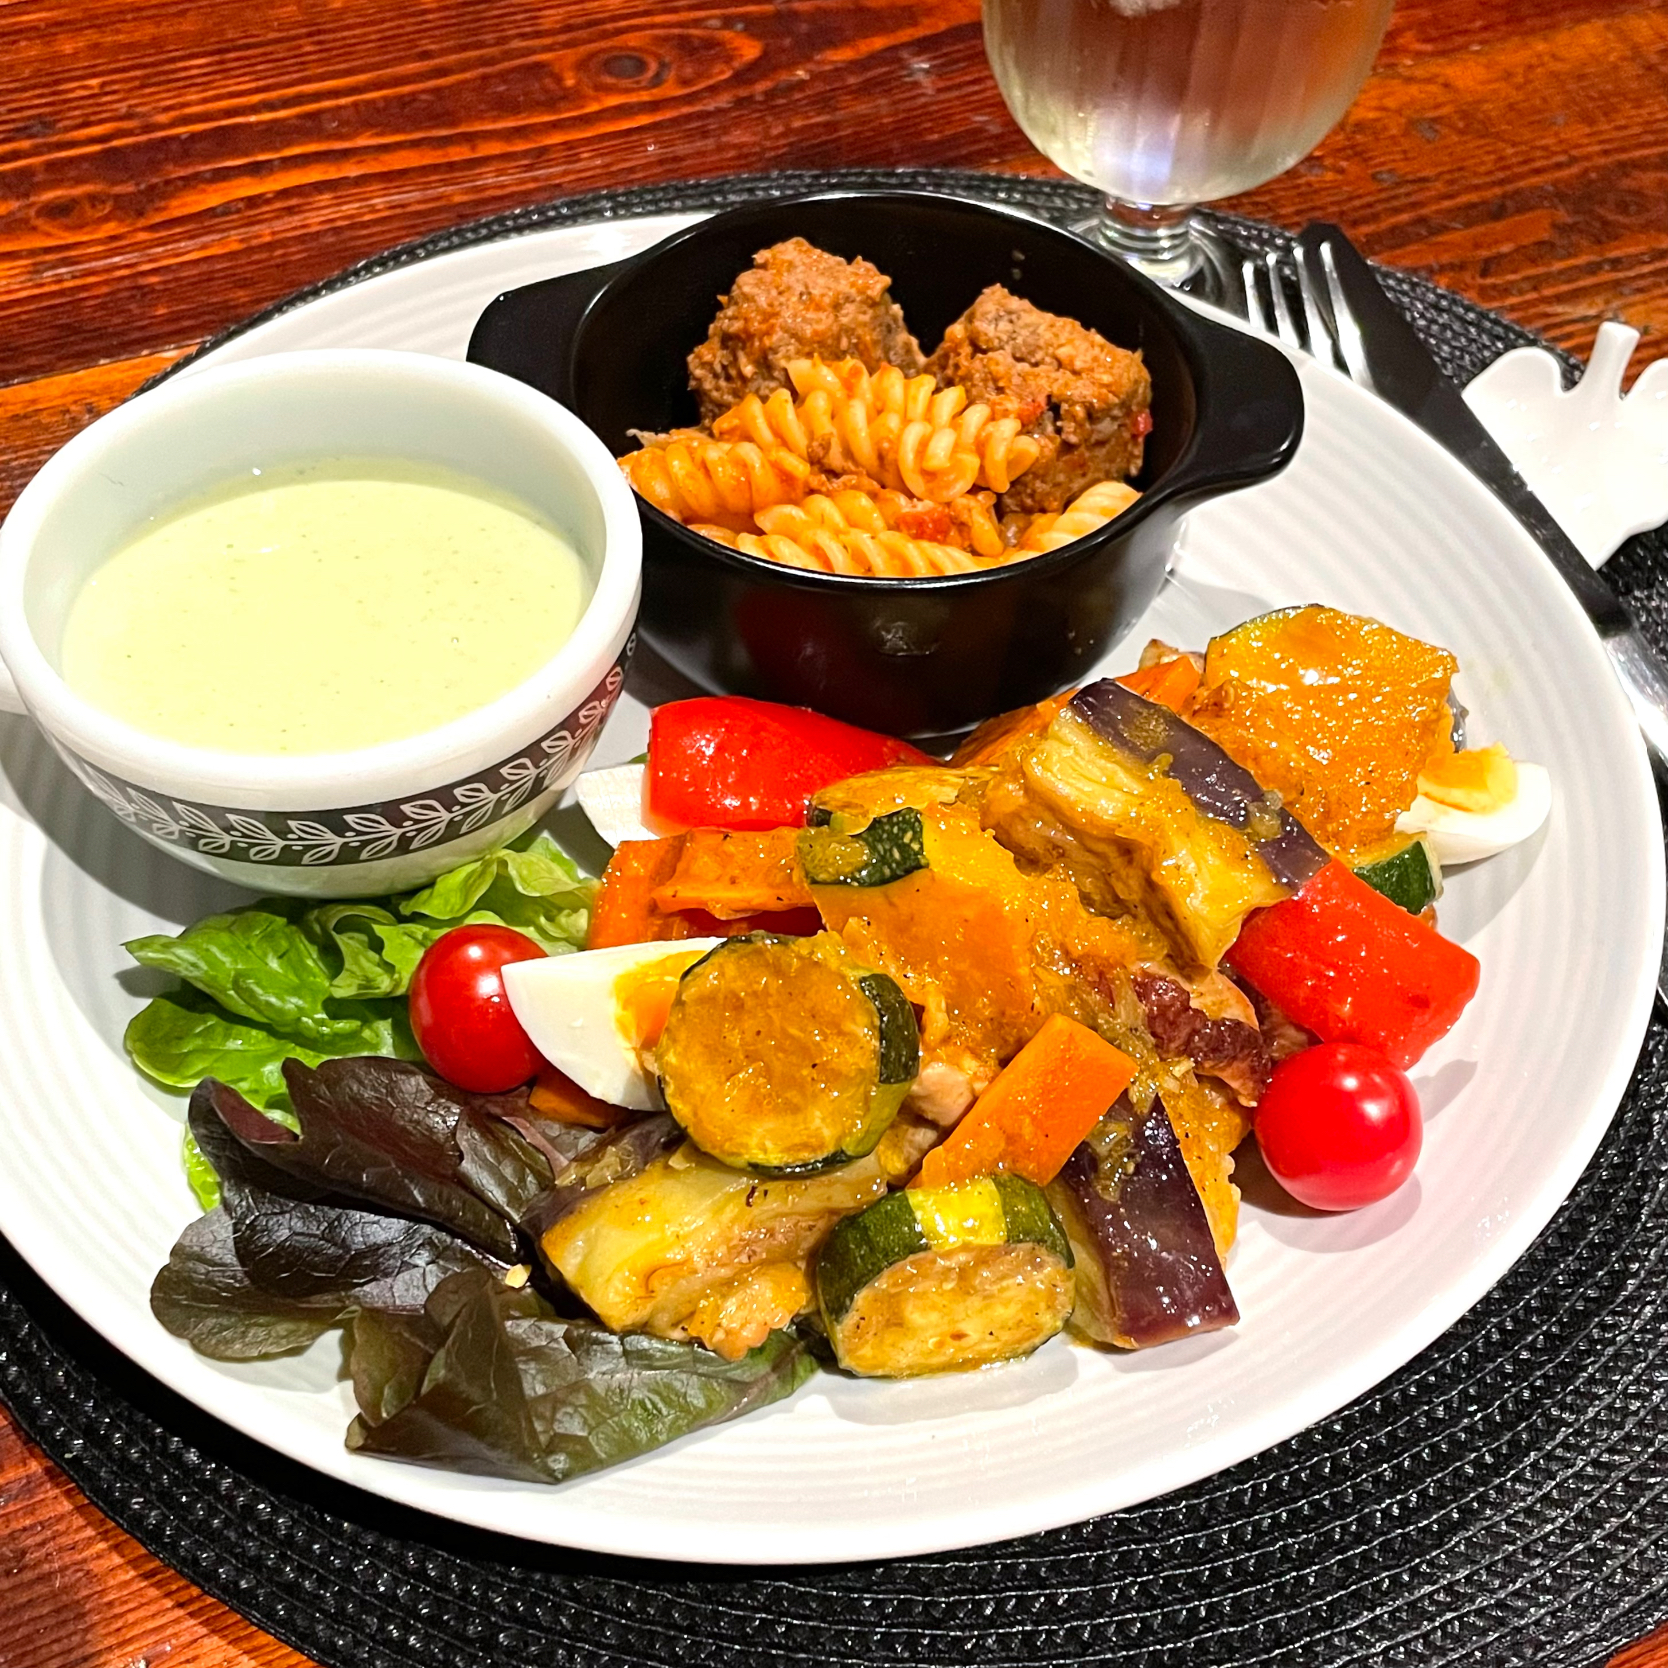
(409, 925), (546, 1093)
(1254, 1041), (1422, 1211)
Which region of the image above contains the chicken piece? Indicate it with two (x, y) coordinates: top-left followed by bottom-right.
(904, 1059), (978, 1129)
(688, 239), (925, 423)
(925, 286), (1152, 515)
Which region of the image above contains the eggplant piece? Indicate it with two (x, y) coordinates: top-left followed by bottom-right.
(541, 1143), (888, 1358)
(1048, 1092), (1238, 1349)
(990, 702), (1290, 969)
(1071, 680), (1329, 891)
(518, 1113), (683, 1243)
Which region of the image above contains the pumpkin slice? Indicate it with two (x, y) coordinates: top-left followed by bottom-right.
(1189, 606), (1458, 863)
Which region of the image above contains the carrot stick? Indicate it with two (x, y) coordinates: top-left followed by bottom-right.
(586, 836), (689, 949)
(529, 1064), (631, 1129)
(915, 1014), (1138, 1189)
(1115, 656), (1201, 713)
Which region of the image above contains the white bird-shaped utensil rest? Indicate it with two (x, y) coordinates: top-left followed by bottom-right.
(1464, 320), (1668, 567)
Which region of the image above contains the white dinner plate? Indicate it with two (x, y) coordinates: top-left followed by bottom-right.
(0, 213), (1660, 1565)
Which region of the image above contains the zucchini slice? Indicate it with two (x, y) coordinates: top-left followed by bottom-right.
(657, 932), (919, 1174)
(816, 1175), (1074, 1377)
(799, 807), (927, 888)
(1353, 835), (1442, 915)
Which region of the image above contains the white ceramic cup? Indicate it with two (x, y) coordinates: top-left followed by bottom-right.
(0, 349), (641, 897)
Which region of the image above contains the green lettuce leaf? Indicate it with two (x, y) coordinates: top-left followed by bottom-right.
(125, 987), (409, 1108)
(126, 905), (374, 1047)
(123, 830), (593, 1120)
(182, 1130), (224, 1212)
(127, 988), (339, 1103)
(304, 903), (440, 1001)
(126, 834), (588, 1031)
(400, 833), (591, 955)
(345, 1268), (817, 1484)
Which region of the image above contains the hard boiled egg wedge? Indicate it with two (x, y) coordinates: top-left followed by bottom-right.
(574, 763), (658, 846)
(1395, 761), (1552, 865)
(502, 938), (723, 1110)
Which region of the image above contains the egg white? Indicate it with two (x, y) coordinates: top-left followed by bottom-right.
(503, 938), (724, 1109)
(1395, 761), (1552, 866)
(573, 762), (658, 846)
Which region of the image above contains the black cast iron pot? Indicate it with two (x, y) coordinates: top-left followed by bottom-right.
(468, 189), (1303, 737)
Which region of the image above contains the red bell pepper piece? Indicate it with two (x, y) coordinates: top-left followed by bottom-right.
(1225, 861), (1480, 1069)
(673, 905), (823, 940)
(646, 696), (932, 831)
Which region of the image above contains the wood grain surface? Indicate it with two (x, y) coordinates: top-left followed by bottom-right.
(3, 0), (1668, 1662)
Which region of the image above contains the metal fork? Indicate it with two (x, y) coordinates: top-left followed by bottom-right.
(1240, 244), (1368, 386)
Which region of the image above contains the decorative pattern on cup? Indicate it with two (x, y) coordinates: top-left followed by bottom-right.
(56, 644), (631, 868)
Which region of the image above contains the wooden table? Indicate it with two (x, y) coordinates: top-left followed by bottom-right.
(2, 0), (1667, 1662)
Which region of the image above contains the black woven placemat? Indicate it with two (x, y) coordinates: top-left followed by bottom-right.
(5, 169), (1668, 1668)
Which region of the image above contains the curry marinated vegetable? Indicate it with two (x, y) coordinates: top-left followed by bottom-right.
(1353, 836), (1443, 916)
(799, 806), (929, 888)
(133, 594), (1544, 1490)
(657, 933), (919, 1173)
(817, 1176), (1074, 1377)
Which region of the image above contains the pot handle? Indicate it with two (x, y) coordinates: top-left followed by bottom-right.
(0, 656), (23, 718)
(467, 254), (640, 402)
(1166, 312), (1307, 499)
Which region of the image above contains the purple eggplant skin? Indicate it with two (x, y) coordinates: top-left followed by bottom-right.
(1070, 680), (1329, 892)
(1048, 1093), (1238, 1349)
(519, 1114), (683, 1244)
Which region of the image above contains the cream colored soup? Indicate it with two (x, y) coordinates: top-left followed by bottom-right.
(60, 461), (588, 755)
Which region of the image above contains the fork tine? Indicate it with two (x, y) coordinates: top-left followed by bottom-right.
(1241, 257), (1270, 334)
(1263, 250), (1304, 351)
(1294, 254), (1341, 373)
(1317, 241), (1377, 392)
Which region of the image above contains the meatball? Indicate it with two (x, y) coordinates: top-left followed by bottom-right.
(688, 238), (924, 423)
(925, 286), (1152, 515)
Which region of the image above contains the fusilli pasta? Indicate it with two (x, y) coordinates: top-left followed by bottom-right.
(695, 519), (992, 579)
(1016, 480), (1141, 553)
(754, 490), (1006, 558)
(617, 355), (1142, 579)
(706, 358), (1041, 502)
(620, 436), (811, 530)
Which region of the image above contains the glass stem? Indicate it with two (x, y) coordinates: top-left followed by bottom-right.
(1084, 198), (1204, 288)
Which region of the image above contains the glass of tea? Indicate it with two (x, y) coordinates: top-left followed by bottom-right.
(984, 0), (1394, 291)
